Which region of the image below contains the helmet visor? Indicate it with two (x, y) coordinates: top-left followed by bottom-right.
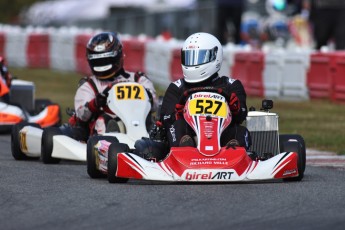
(181, 46), (218, 66)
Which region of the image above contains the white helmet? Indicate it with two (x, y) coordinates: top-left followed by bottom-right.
(181, 32), (223, 83)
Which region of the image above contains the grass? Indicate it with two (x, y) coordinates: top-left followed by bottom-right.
(9, 67), (345, 155)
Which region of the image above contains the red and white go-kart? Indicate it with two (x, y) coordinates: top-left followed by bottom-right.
(106, 87), (306, 183)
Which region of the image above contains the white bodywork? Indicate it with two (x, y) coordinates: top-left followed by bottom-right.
(18, 82), (151, 161)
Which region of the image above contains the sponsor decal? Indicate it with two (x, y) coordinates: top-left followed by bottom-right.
(184, 170), (234, 180)
(173, 79), (182, 87)
(192, 94), (224, 100)
(163, 115), (171, 120)
(228, 78), (236, 84)
(169, 125), (176, 142)
(19, 131), (28, 153)
(283, 169), (297, 176)
(190, 158), (228, 166)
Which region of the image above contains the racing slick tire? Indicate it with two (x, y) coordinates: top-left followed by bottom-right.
(87, 136), (119, 179)
(11, 122), (40, 160)
(107, 142), (130, 183)
(280, 134), (306, 182)
(41, 127), (62, 164)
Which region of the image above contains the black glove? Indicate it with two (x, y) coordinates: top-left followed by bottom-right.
(95, 92), (108, 108)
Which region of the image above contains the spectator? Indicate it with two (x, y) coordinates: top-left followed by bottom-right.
(215, 0), (246, 45)
(306, 0), (345, 50)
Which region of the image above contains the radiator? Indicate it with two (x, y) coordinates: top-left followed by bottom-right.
(246, 112), (280, 157)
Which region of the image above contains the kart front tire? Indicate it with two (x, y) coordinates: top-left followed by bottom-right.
(87, 136), (119, 179)
(108, 142), (130, 184)
(41, 127), (62, 164)
(280, 134), (306, 182)
(11, 122), (40, 160)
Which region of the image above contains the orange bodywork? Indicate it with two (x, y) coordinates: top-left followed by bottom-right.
(36, 105), (60, 128)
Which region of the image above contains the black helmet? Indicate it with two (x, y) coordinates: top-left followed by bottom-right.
(86, 32), (124, 80)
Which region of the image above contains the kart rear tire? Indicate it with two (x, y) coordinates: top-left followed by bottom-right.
(11, 122), (40, 160)
(108, 142), (130, 183)
(41, 127), (62, 164)
(87, 136), (119, 179)
(280, 134), (306, 182)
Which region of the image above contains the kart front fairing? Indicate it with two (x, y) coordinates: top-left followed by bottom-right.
(115, 90), (300, 182)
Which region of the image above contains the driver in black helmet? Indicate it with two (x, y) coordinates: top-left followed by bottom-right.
(70, 32), (157, 139)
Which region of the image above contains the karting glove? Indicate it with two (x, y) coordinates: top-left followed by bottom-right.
(95, 92), (108, 108)
(175, 104), (184, 121)
(88, 87), (110, 112)
(229, 93), (240, 114)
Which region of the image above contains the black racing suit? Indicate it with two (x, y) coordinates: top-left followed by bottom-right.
(133, 73), (252, 161)
(159, 73), (251, 149)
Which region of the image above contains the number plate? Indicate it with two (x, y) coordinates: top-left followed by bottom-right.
(188, 98), (227, 117)
(114, 84), (145, 100)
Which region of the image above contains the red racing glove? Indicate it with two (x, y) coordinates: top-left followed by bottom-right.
(229, 93), (240, 115)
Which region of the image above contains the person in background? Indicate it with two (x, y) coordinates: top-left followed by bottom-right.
(0, 56), (12, 103)
(304, 0), (345, 50)
(215, 0), (246, 45)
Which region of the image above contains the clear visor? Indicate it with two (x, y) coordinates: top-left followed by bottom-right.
(181, 46), (218, 66)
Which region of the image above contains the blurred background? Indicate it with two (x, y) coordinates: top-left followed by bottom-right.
(0, 0), (312, 49)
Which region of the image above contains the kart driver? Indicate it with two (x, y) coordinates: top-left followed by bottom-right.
(69, 32), (158, 140)
(0, 56), (12, 103)
(134, 32), (252, 161)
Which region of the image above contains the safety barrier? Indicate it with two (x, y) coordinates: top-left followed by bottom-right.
(1, 25), (345, 104)
(27, 32), (50, 68)
(232, 51), (264, 97)
(75, 33), (93, 76)
(307, 52), (337, 99)
(332, 53), (345, 103)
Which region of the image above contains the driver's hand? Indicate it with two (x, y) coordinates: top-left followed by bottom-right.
(229, 93), (240, 114)
(95, 92), (108, 108)
(175, 104), (184, 120)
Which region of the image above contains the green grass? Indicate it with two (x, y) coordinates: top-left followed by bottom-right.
(9, 67), (345, 155)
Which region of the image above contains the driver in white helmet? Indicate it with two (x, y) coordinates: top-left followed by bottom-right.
(134, 32), (251, 161)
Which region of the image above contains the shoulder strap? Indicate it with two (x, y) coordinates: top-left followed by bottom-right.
(87, 77), (99, 95)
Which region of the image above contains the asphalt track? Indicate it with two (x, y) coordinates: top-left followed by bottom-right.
(1, 134), (345, 230)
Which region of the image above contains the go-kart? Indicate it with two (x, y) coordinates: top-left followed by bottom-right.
(11, 82), (152, 163)
(0, 79), (61, 133)
(106, 87), (306, 183)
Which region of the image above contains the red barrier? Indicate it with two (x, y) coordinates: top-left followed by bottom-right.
(307, 52), (338, 99)
(170, 48), (183, 81)
(247, 51), (264, 97)
(122, 38), (147, 72)
(333, 53), (345, 103)
(75, 33), (93, 75)
(26, 33), (50, 68)
(232, 52), (249, 91)
(232, 51), (264, 97)
(0, 32), (5, 57)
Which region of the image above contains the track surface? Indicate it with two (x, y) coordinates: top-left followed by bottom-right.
(1, 134), (345, 230)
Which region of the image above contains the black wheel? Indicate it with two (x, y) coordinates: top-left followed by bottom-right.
(108, 142), (130, 183)
(11, 122), (40, 160)
(41, 127), (62, 164)
(87, 136), (119, 179)
(280, 134), (306, 182)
